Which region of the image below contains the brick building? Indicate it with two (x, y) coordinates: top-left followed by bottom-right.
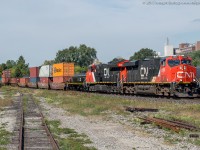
(175, 41), (200, 55)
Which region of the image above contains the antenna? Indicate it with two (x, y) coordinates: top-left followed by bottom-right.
(166, 37), (169, 45)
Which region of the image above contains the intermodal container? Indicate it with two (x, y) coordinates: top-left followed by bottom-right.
(39, 65), (52, 77)
(53, 76), (72, 83)
(53, 63), (74, 77)
(38, 82), (49, 89)
(29, 67), (39, 77)
(2, 70), (11, 78)
(9, 78), (19, 84)
(29, 77), (40, 83)
(50, 82), (65, 90)
(2, 78), (9, 84)
(27, 82), (37, 88)
(19, 78), (29, 84)
(39, 77), (52, 83)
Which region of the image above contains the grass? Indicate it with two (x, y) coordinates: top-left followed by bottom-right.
(34, 90), (200, 126)
(46, 120), (96, 150)
(3, 87), (200, 129)
(0, 125), (11, 146)
(2, 86), (200, 146)
(0, 98), (12, 110)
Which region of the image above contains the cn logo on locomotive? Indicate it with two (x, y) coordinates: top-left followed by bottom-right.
(140, 66), (149, 80)
(104, 68), (110, 78)
(176, 71), (194, 79)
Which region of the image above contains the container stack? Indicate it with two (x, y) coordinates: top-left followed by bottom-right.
(38, 65), (53, 89)
(28, 67), (40, 88)
(18, 77), (29, 87)
(9, 78), (19, 86)
(53, 63), (74, 83)
(2, 70), (11, 85)
(51, 63), (74, 89)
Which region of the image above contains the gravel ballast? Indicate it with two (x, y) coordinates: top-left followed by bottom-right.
(39, 97), (200, 150)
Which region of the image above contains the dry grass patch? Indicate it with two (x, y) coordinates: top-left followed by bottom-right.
(34, 89), (200, 128)
(0, 98), (12, 109)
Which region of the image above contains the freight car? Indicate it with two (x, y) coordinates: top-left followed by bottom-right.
(2, 56), (200, 98)
(67, 56), (200, 97)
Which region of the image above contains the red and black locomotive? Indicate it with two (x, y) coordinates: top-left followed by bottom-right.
(68, 56), (199, 97)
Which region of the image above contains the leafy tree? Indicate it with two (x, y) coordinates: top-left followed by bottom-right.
(14, 56), (29, 77)
(54, 44), (97, 67)
(129, 48), (157, 60)
(189, 50), (200, 66)
(74, 66), (87, 74)
(6, 60), (16, 69)
(0, 63), (7, 75)
(108, 57), (125, 64)
(43, 60), (55, 65)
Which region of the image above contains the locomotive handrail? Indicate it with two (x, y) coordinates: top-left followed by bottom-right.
(195, 77), (200, 87)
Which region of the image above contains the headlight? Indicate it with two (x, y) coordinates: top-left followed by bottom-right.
(180, 66), (183, 70)
(184, 66), (187, 70)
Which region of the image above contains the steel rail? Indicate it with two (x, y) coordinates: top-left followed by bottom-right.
(18, 94), (24, 150)
(31, 96), (60, 150)
(139, 117), (200, 132)
(18, 94), (59, 150)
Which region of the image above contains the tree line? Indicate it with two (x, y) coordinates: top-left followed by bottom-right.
(1, 45), (200, 77)
(0, 56), (29, 77)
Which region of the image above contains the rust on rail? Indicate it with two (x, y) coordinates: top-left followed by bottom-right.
(139, 117), (200, 132)
(125, 106), (159, 112)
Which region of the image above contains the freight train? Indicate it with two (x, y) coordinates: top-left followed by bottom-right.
(1, 56), (200, 98)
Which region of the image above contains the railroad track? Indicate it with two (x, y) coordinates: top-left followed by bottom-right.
(11, 93), (59, 150)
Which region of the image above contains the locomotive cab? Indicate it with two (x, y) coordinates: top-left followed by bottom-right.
(157, 56), (196, 83)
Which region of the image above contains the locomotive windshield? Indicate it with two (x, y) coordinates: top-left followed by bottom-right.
(168, 60), (180, 67)
(181, 59), (191, 65)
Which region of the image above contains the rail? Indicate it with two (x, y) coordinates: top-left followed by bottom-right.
(18, 94), (59, 150)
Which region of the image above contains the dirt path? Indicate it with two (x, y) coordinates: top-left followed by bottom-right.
(39, 98), (200, 150)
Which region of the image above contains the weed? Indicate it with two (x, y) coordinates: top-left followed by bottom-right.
(0, 126), (11, 145)
(46, 120), (96, 150)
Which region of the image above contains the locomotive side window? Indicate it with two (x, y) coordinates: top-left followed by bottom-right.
(181, 60), (191, 65)
(161, 59), (166, 66)
(168, 60), (180, 67)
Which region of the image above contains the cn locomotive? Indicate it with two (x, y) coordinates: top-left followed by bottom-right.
(1, 55), (200, 98)
(68, 56), (200, 97)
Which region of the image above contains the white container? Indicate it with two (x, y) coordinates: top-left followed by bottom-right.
(39, 65), (52, 77)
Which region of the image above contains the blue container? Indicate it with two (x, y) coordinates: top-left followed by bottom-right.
(30, 77), (40, 83)
(0, 77), (2, 81)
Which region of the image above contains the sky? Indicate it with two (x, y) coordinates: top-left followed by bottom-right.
(0, 0), (200, 66)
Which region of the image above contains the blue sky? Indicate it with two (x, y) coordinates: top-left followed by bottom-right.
(0, 0), (200, 66)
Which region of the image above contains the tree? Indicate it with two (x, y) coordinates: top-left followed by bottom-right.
(43, 60), (55, 65)
(189, 50), (200, 66)
(129, 48), (157, 61)
(108, 57), (125, 64)
(13, 56), (29, 77)
(54, 44), (97, 67)
(6, 60), (16, 69)
(0, 63), (7, 75)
